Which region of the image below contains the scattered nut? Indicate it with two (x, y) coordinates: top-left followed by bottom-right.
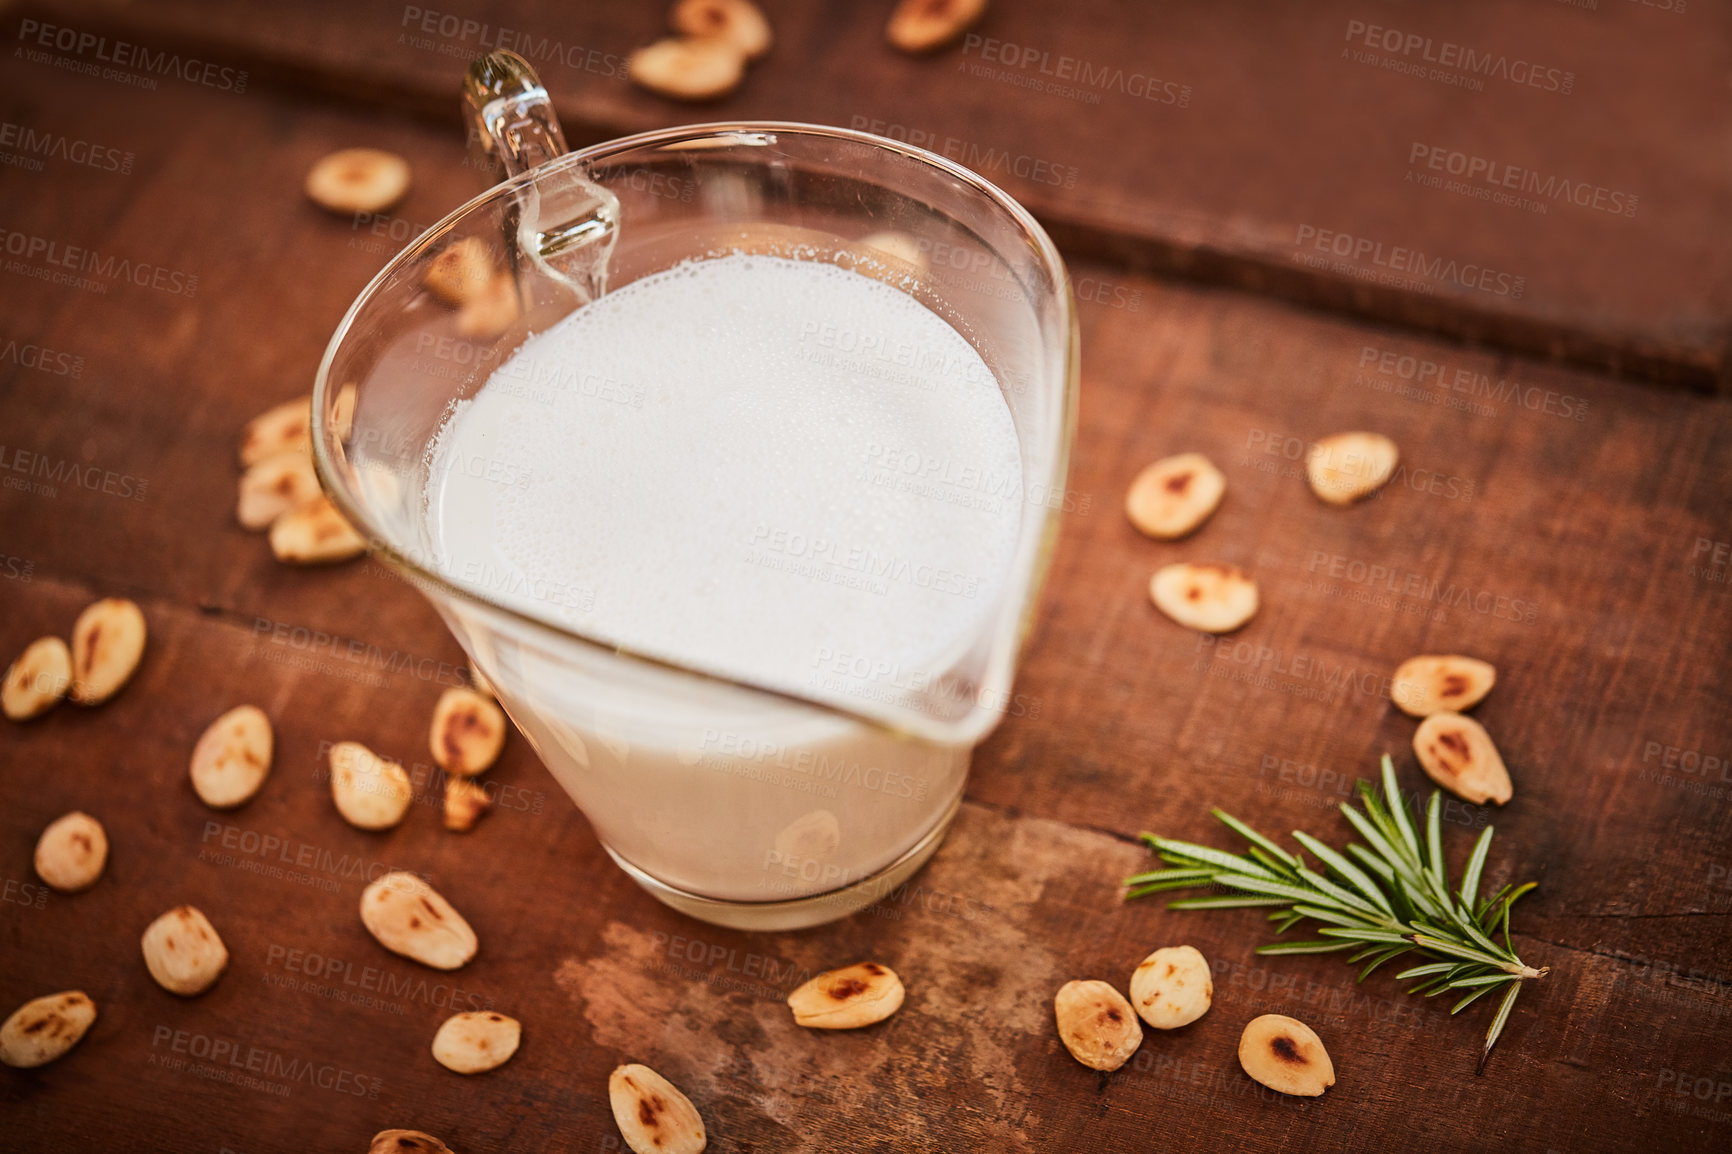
(1414, 711), (1512, 805)
(1129, 945), (1212, 1029)
(306, 148), (411, 215)
(69, 597), (146, 705)
(1392, 655), (1497, 718)
(1054, 979), (1142, 1071)
(3, 636), (72, 721)
(0, 991), (96, 1068)
(787, 962), (905, 1029)
(1306, 431), (1398, 506)
(609, 1063), (707, 1154)
(423, 237), (496, 306)
(1125, 452), (1227, 540)
(455, 273), (522, 340)
(887, 0), (988, 54)
(237, 449), (321, 531)
(141, 906), (229, 996)
(1149, 562), (1259, 633)
(443, 777), (492, 832)
(628, 37), (747, 101)
(329, 741), (414, 830)
(1238, 1013), (1334, 1096)
(269, 495), (367, 564)
(671, 0), (773, 60)
(431, 1010), (521, 1074)
(367, 1131), (453, 1154)
(360, 872), (478, 970)
(430, 687), (508, 776)
(190, 705), (274, 809)
(239, 396), (311, 467)
(34, 811), (108, 893)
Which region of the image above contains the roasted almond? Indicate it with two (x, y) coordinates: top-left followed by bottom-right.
(190, 705), (274, 809)
(1129, 945), (1212, 1029)
(329, 740), (413, 830)
(1238, 1013), (1334, 1096)
(787, 962), (904, 1029)
(237, 448), (321, 531)
(3, 636), (72, 721)
(431, 1010), (521, 1074)
(69, 597), (146, 705)
(0, 991), (96, 1068)
(305, 147), (411, 215)
(430, 687), (508, 777)
(269, 495), (367, 564)
(443, 777), (492, 832)
(671, 0), (773, 60)
(141, 905), (229, 996)
(239, 396), (311, 467)
(1126, 452), (1226, 540)
(423, 237), (496, 306)
(455, 273), (521, 340)
(886, 0), (988, 54)
(367, 1131), (453, 1154)
(609, 1063), (707, 1154)
(1054, 979), (1142, 1071)
(628, 37), (747, 101)
(1306, 431), (1398, 506)
(360, 872), (478, 970)
(1392, 655), (1497, 718)
(1414, 711), (1512, 805)
(34, 811), (108, 893)
(1149, 562), (1259, 633)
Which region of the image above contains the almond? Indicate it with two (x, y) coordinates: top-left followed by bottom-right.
(238, 396), (310, 468)
(3, 636), (72, 721)
(423, 237), (496, 306)
(141, 906), (229, 996)
(0, 991), (96, 1068)
(189, 705), (274, 809)
(237, 448), (321, 530)
(609, 1063), (707, 1154)
(787, 962), (905, 1029)
(1392, 654), (1497, 718)
(430, 687), (507, 777)
(1414, 711), (1512, 805)
(628, 37), (747, 101)
(443, 777), (492, 832)
(671, 0), (773, 60)
(1054, 979), (1141, 1071)
(1306, 431), (1398, 506)
(69, 597), (146, 705)
(1238, 1013), (1334, 1096)
(305, 147), (411, 215)
(329, 740), (413, 830)
(431, 1010), (521, 1074)
(455, 273), (521, 340)
(1149, 562), (1259, 633)
(367, 1131), (453, 1154)
(269, 495), (367, 564)
(1129, 945), (1212, 1029)
(886, 0), (988, 54)
(360, 872), (478, 970)
(34, 811), (108, 893)
(1126, 452), (1226, 540)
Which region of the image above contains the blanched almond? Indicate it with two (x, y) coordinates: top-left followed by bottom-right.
(628, 37), (747, 101)
(3, 636), (72, 720)
(305, 148), (411, 215)
(189, 705), (273, 809)
(423, 237), (496, 306)
(141, 906), (229, 996)
(1126, 452), (1226, 540)
(360, 872), (478, 970)
(1054, 979), (1141, 1071)
(367, 1131), (453, 1154)
(671, 0), (773, 60)
(239, 396), (310, 467)
(0, 991), (96, 1068)
(34, 811), (107, 893)
(431, 1010), (520, 1074)
(1306, 431), (1398, 506)
(1392, 654), (1497, 717)
(455, 273), (521, 340)
(887, 0), (988, 54)
(1129, 945), (1212, 1029)
(1149, 562), (1258, 633)
(1414, 711), (1512, 805)
(788, 962), (904, 1029)
(69, 597), (146, 705)
(237, 448), (321, 530)
(609, 1064), (707, 1154)
(330, 741), (413, 830)
(1238, 1013), (1334, 1096)
(430, 687), (507, 777)
(269, 495), (367, 564)
(443, 777), (492, 832)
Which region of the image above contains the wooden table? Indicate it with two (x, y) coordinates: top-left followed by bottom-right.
(2, 3), (1728, 1151)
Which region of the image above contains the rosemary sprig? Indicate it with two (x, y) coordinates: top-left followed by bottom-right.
(1125, 755), (1547, 1072)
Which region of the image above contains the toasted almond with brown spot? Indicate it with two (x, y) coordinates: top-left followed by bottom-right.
(1414, 711), (1512, 805)
(1054, 979), (1142, 1071)
(1306, 431), (1398, 506)
(787, 961), (904, 1029)
(69, 597), (146, 705)
(269, 495), (367, 564)
(0, 991), (96, 1068)
(367, 1130), (453, 1154)
(3, 636), (72, 721)
(1129, 945), (1212, 1030)
(1239, 1013), (1334, 1096)
(141, 905), (228, 996)
(1149, 562), (1258, 633)
(424, 237), (496, 306)
(887, 0), (988, 54)
(455, 273), (521, 340)
(431, 1010), (521, 1074)
(673, 0), (772, 59)
(190, 705), (274, 809)
(430, 687), (507, 777)
(443, 777), (492, 833)
(305, 148), (411, 215)
(360, 872), (478, 970)
(1392, 654), (1497, 718)
(609, 1063), (707, 1154)
(329, 741), (413, 830)
(34, 811), (107, 893)
(238, 396), (310, 467)
(628, 37), (747, 101)
(1126, 452), (1226, 540)
(237, 448), (321, 530)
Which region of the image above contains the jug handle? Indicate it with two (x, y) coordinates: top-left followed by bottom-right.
(463, 51), (569, 180)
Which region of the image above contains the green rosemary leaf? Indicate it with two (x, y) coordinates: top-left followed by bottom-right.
(1290, 904), (1371, 929)
(1165, 895), (1292, 910)
(1480, 982), (1523, 1074)
(1449, 973), (1522, 989)
(1425, 794), (1446, 891)
(1358, 946), (1411, 983)
(1394, 962), (1456, 981)
(1247, 845), (1295, 877)
(1291, 831), (1395, 916)
(1212, 808), (1300, 869)
(1148, 837), (1277, 880)
(1291, 863), (1387, 920)
(1270, 910), (1306, 933)
(1410, 934), (1512, 969)
(1317, 927), (1409, 944)
(1460, 826), (1495, 911)
(1255, 940), (1359, 956)
(1450, 982), (1505, 1015)
(1123, 868), (1215, 886)
(1207, 874), (1325, 905)
(1346, 842), (1397, 884)
(1381, 756), (1422, 861)
(1124, 881), (1209, 900)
